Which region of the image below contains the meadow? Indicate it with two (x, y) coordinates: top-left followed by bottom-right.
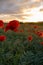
(0, 22), (43, 65)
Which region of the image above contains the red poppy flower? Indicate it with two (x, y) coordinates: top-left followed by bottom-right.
(0, 35), (6, 41)
(5, 20), (20, 32)
(14, 29), (19, 32)
(34, 25), (38, 29)
(40, 42), (43, 45)
(0, 20), (4, 29)
(28, 36), (33, 41)
(39, 32), (43, 38)
(36, 31), (43, 38)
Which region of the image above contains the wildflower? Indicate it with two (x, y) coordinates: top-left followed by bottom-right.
(36, 31), (43, 38)
(20, 30), (24, 32)
(40, 42), (43, 45)
(14, 29), (19, 32)
(5, 20), (20, 32)
(34, 25), (38, 29)
(0, 35), (6, 41)
(28, 36), (33, 41)
(0, 20), (4, 29)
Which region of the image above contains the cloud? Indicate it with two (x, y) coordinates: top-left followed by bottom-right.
(0, 0), (43, 14)
(0, 0), (43, 22)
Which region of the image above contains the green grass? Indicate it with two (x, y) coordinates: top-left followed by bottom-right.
(0, 23), (43, 65)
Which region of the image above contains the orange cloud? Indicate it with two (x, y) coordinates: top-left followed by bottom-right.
(40, 8), (43, 12)
(33, 0), (41, 2)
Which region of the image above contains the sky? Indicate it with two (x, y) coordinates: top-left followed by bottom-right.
(0, 0), (43, 22)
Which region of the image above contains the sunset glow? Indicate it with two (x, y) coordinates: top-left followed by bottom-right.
(0, 0), (43, 23)
(0, 6), (43, 23)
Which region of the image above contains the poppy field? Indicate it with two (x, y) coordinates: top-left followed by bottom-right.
(0, 20), (43, 65)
